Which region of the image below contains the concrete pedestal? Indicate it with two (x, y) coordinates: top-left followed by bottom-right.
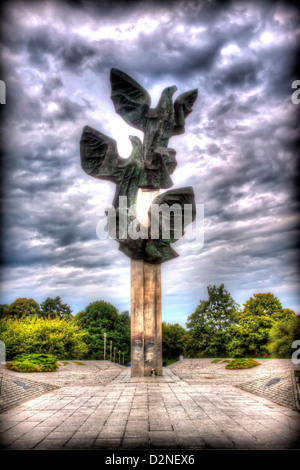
(130, 188), (162, 377)
(131, 260), (162, 376)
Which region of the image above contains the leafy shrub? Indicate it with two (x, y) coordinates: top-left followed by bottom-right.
(6, 353), (58, 373)
(0, 316), (89, 360)
(17, 354), (57, 370)
(225, 358), (261, 369)
(6, 360), (41, 373)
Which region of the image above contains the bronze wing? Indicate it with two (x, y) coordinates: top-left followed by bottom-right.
(148, 186), (196, 243)
(80, 125), (120, 182)
(110, 68), (151, 131)
(173, 89), (198, 135)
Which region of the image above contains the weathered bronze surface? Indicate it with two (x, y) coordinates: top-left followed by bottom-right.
(80, 68), (198, 264)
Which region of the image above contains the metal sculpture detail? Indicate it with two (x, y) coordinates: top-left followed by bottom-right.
(80, 69), (198, 264)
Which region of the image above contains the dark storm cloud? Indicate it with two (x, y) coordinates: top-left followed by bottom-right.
(214, 58), (259, 88)
(42, 76), (64, 96)
(3, 77), (43, 122)
(0, 1), (245, 81)
(59, 42), (97, 69)
(27, 29), (59, 66)
(2, 135), (76, 176)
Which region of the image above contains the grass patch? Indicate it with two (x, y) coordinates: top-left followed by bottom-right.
(225, 358), (261, 370)
(163, 358), (179, 366)
(211, 359), (221, 363)
(73, 361), (85, 366)
(294, 371), (300, 383)
(222, 360), (231, 363)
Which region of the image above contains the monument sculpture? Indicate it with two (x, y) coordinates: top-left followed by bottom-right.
(80, 69), (198, 376)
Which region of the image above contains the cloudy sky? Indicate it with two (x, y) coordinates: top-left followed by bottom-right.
(0, 0), (299, 325)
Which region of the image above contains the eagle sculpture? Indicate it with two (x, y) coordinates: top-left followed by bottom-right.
(80, 68), (198, 264)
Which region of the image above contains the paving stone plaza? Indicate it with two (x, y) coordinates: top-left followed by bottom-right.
(0, 359), (299, 450)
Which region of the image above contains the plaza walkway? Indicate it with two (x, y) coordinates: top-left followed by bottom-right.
(0, 360), (299, 449)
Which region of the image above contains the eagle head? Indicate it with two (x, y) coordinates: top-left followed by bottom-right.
(163, 85), (177, 96)
(129, 135), (142, 147)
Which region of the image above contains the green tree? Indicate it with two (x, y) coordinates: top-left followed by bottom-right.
(114, 310), (130, 363)
(185, 284), (239, 357)
(267, 314), (299, 358)
(40, 296), (73, 320)
(162, 322), (186, 361)
(226, 293), (295, 357)
(291, 314), (300, 342)
(0, 304), (9, 319)
(73, 301), (130, 362)
(3, 298), (41, 318)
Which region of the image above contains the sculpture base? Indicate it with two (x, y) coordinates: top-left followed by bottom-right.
(130, 260), (162, 376)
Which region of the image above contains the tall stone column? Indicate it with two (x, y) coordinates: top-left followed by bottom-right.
(130, 189), (163, 376)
